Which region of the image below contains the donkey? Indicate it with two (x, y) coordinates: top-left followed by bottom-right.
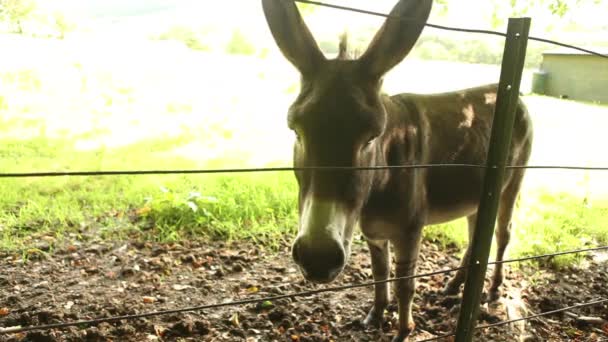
(261, 0), (533, 340)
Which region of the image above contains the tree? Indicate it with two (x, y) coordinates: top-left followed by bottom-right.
(295, 2), (317, 16)
(297, 0), (601, 21)
(0, 0), (36, 33)
(225, 29), (256, 56)
(53, 11), (76, 39)
(540, 0), (602, 17)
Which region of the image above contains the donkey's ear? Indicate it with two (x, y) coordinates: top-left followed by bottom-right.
(358, 0), (432, 78)
(262, 0), (326, 75)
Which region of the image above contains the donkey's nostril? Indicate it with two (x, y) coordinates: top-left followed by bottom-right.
(291, 237), (345, 282)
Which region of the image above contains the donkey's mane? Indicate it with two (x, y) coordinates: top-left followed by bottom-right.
(337, 32), (350, 60)
(336, 31), (362, 60)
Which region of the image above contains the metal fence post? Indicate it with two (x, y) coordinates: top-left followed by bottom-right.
(454, 17), (531, 342)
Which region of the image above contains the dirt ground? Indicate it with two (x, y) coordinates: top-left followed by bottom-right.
(1, 235), (608, 342)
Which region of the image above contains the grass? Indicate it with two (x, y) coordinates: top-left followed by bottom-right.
(424, 95), (608, 267)
(511, 191), (608, 266)
(0, 135), (298, 251)
(1, 34), (608, 269)
(424, 192), (608, 267)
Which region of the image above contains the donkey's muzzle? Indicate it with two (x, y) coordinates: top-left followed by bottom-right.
(292, 237), (345, 283)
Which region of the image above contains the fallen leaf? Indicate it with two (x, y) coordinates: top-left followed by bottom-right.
(143, 296), (156, 304)
(153, 325), (165, 337)
(172, 284), (193, 291)
(229, 313), (239, 327)
(136, 206), (152, 216)
(0, 307), (9, 316)
(64, 301), (74, 310)
(247, 286), (259, 293)
(260, 300), (273, 309)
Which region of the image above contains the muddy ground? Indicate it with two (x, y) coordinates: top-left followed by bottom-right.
(1, 235), (608, 342)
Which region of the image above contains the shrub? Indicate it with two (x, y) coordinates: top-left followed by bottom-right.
(155, 26), (209, 51)
(411, 35), (549, 68)
(225, 29), (256, 56)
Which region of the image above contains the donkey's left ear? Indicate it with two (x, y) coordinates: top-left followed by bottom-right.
(358, 0), (433, 79)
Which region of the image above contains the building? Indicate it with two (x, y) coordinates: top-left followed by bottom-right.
(533, 48), (608, 104)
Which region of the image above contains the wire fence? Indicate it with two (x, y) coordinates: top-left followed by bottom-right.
(294, 0), (608, 59)
(1, 0), (608, 341)
(419, 298), (608, 342)
(2, 245), (607, 336)
(1, 164), (608, 179)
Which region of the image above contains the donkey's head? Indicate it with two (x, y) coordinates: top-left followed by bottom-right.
(262, 0), (432, 283)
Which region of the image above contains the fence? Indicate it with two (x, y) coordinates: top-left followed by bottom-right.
(1, 1), (608, 341)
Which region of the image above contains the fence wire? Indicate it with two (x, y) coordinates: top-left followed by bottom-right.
(477, 298), (608, 330)
(419, 297), (608, 342)
(2, 245), (607, 335)
(0, 1), (605, 180)
(294, 0), (608, 59)
(0, 266), (467, 335)
(1, 164), (608, 179)
(2, 1), (607, 340)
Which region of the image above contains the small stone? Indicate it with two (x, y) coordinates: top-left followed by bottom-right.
(268, 308), (286, 322)
(230, 328), (246, 338)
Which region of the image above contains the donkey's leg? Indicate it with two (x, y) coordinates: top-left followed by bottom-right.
(391, 226), (424, 342)
(363, 239), (390, 328)
(443, 214), (477, 295)
(489, 170), (525, 301)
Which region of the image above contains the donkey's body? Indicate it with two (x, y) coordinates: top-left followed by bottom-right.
(261, 0), (533, 340)
(361, 84), (532, 235)
(358, 85), (532, 337)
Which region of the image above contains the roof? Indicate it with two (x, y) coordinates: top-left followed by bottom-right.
(542, 47), (608, 56)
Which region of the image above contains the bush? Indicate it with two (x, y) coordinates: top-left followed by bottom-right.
(225, 29), (256, 56)
(411, 35), (550, 68)
(155, 26), (209, 51)
(0, 0), (36, 34)
(416, 40), (452, 61)
(52, 12), (75, 39)
(318, 39), (339, 55)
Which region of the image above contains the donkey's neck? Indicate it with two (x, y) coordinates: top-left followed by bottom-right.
(370, 93), (427, 192)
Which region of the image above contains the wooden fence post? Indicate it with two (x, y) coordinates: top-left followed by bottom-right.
(454, 17), (531, 342)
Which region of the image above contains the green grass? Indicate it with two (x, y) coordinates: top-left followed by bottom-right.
(424, 193), (608, 267)
(0, 135), (298, 251)
(1, 133), (607, 268)
(511, 191), (608, 267)
(1, 37), (608, 270)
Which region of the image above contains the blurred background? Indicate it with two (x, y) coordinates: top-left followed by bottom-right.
(1, 0), (607, 263)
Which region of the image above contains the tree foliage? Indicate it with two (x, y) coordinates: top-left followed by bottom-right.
(299, 0), (601, 20)
(0, 0), (36, 33)
(295, 3), (316, 16)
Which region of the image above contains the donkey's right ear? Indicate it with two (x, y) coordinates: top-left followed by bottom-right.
(262, 0), (326, 75)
